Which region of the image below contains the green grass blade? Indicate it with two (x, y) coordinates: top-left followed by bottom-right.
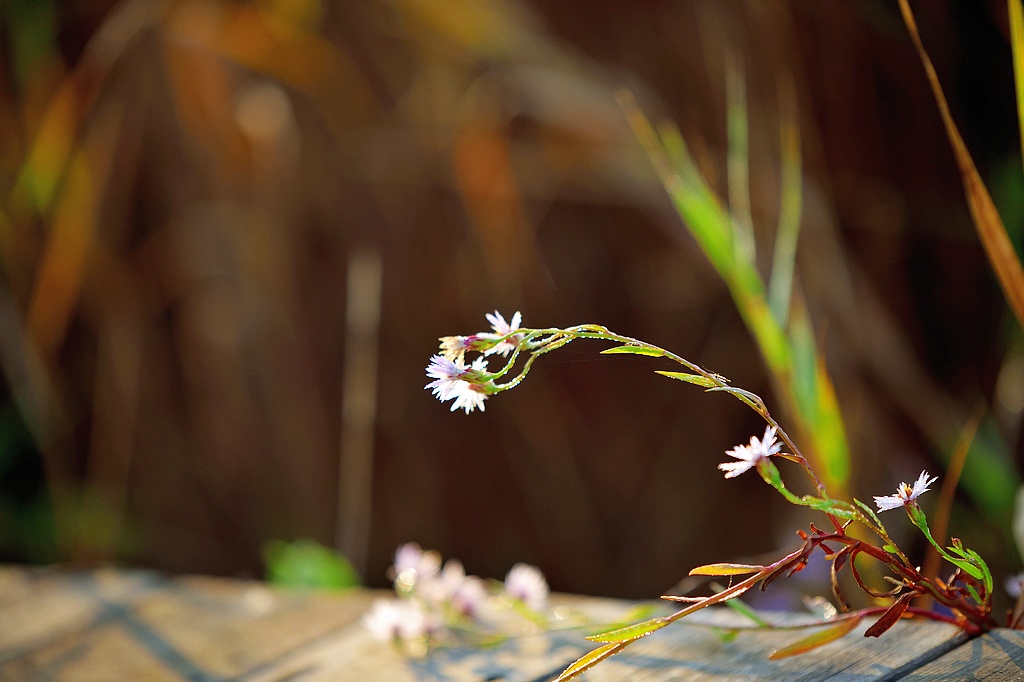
(726, 53), (755, 262)
(600, 345), (665, 357)
(654, 370), (718, 388)
(768, 75), (803, 324)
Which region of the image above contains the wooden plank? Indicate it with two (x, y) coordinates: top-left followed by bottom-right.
(249, 594), (633, 682)
(567, 608), (964, 681)
(899, 629), (1024, 680)
(0, 566), (1001, 681)
(0, 566), (159, 661)
(132, 575), (373, 678)
(0, 621), (183, 682)
(0, 567), (374, 681)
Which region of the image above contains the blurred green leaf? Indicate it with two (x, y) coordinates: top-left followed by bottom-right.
(789, 302), (851, 487)
(955, 417), (1019, 527)
(5, 0), (57, 86)
(768, 78), (803, 323)
(620, 90), (850, 493)
(720, 594), (771, 627)
(264, 539), (360, 590)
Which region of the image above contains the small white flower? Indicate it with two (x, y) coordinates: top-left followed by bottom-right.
(362, 598), (429, 642)
(718, 426), (782, 479)
(425, 355), (467, 402)
(420, 559), (489, 617)
(873, 471), (938, 512)
(504, 563), (548, 611)
(424, 354), (490, 414)
(439, 336), (472, 362)
(451, 574), (488, 618)
(482, 310), (523, 357)
(392, 542), (440, 591)
(449, 382), (488, 414)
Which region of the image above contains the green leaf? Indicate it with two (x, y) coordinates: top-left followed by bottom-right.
(944, 542), (993, 593)
(946, 541), (971, 559)
(264, 539), (360, 590)
(966, 583), (983, 604)
(600, 345), (665, 357)
(768, 615), (863, 659)
(714, 627), (740, 643)
(689, 563), (765, 577)
(585, 617), (670, 643)
(943, 555), (984, 582)
(554, 642), (628, 682)
(655, 370), (718, 387)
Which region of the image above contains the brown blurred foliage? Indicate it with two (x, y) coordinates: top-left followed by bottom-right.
(0, 0), (1021, 600)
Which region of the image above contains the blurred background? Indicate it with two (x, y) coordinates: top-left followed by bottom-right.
(1, 0), (1022, 610)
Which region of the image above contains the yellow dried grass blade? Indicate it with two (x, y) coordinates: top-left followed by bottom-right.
(689, 562), (765, 577)
(554, 641), (627, 682)
(899, 0), (1024, 328)
(767, 614), (863, 660)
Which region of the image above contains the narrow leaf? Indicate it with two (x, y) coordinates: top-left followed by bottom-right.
(655, 370), (718, 387)
(899, 0), (1024, 328)
(944, 555), (984, 582)
(600, 345), (665, 357)
(853, 498), (885, 532)
(554, 642), (627, 682)
(966, 583), (983, 604)
(864, 593), (913, 638)
(768, 615), (863, 659)
(585, 617), (670, 643)
(705, 386), (766, 414)
(689, 563), (765, 577)
(1009, 0), (1024, 166)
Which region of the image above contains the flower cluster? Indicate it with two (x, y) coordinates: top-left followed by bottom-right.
(425, 311), (524, 414)
(362, 543), (549, 653)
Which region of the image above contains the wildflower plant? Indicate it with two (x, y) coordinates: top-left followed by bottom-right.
(424, 312), (1007, 681)
(365, 542), (568, 655)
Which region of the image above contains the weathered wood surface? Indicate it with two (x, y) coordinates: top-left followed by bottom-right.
(0, 565), (1021, 681)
